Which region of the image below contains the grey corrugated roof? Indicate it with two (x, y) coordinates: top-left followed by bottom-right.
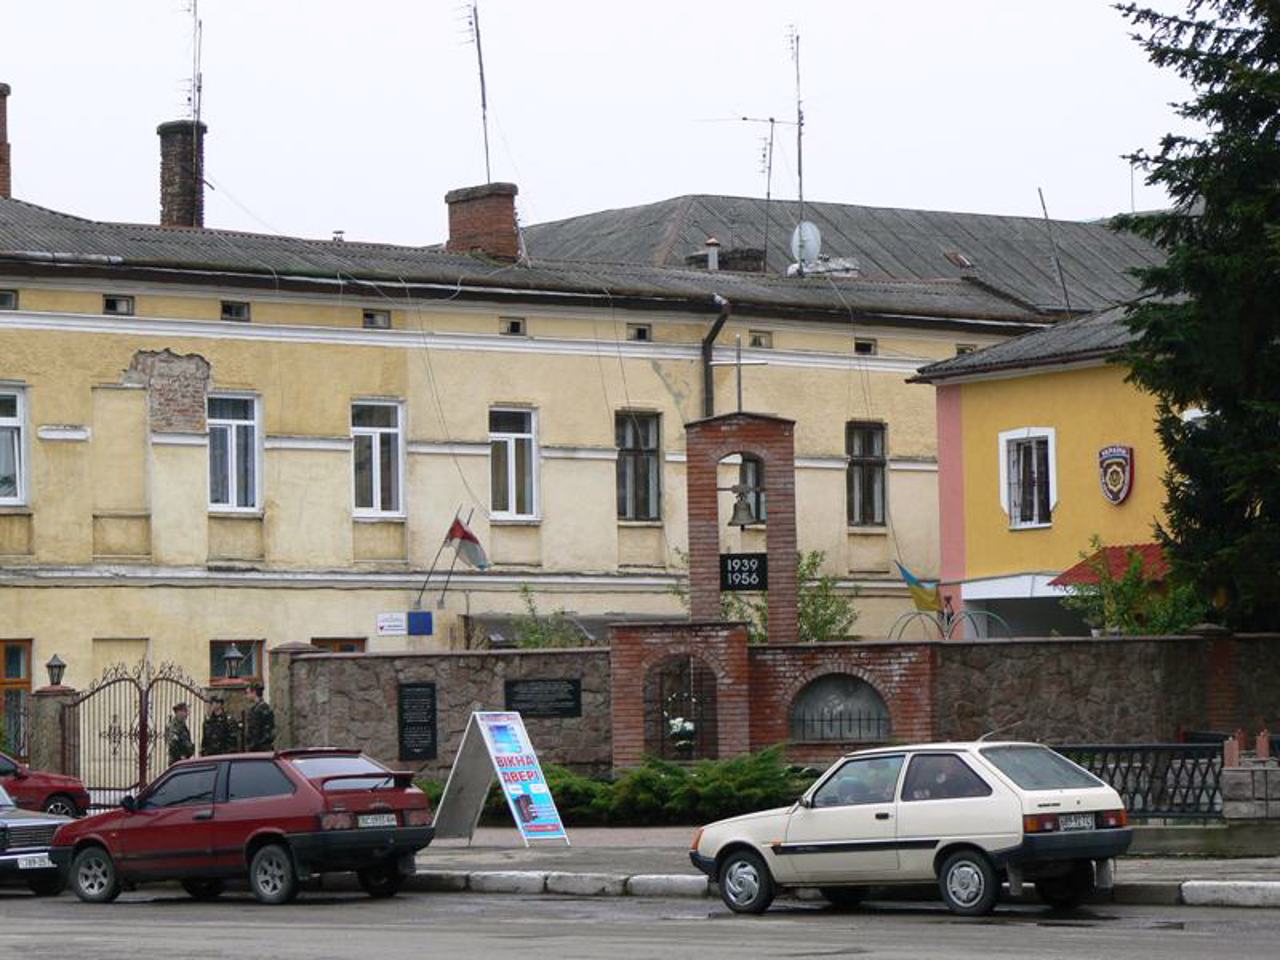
(912, 303), (1136, 382)
(522, 195), (1162, 314)
(0, 196), (1046, 325)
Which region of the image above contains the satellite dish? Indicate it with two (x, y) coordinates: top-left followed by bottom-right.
(790, 221), (822, 263)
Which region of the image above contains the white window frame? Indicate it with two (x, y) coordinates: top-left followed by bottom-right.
(998, 427), (1057, 529)
(207, 393), (261, 513)
(490, 406), (539, 520)
(0, 385), (27, 506)
(351, 400), (404, 518)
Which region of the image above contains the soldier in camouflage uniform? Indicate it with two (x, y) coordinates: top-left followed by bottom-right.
(245, 683), (276, 752)
(166, 703), (195, 766)
(201, 695), (238, 756)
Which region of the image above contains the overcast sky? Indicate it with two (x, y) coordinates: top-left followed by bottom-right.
(3, 1), (1194, 247)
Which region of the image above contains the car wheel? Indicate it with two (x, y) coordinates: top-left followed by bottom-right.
(181, 878), (226, 901)
(249, 844), (298, 905)
(71, 846), (121, 903)
(819, 886), (867, 910)
(43, 794), (80, 818)
(27, 873), (64, 897)
(938, 849), (998, 916)
(1035, 861), (1096, 910)
(357, 862), (404, 899)
(717, 849), (775, 914)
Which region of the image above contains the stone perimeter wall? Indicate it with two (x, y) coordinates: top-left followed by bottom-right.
(281, 647), (611, 780)
(268, 633), (1278, 777)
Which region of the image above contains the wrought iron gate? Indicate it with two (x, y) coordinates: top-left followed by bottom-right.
(643, 655), (718, 761)
(61, 663), (210, 810)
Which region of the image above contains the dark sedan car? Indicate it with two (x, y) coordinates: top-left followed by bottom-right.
(51, 748), (434, 904)
(0, 783), (69, 896)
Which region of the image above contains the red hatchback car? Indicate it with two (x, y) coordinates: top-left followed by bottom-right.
(0, 750), (91, 818)
(50, 748), (434, 904)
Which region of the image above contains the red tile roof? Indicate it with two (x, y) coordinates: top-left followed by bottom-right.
(1049, 543), (1169, 587)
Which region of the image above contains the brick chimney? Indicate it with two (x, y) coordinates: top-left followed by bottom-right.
(445, 182), (519, 260)
(0, 83), (12, 199)
(157, 119), (207, 227)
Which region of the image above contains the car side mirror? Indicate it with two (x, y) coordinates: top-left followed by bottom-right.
(121, 795), (136, 812)
(798, 795), (813, 809)
(13, 767), (28, 780)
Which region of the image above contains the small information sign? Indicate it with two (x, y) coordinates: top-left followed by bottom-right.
(719, 552), (768, 591)
(504, 679), (582, 718)
(377, 612), (408, 636)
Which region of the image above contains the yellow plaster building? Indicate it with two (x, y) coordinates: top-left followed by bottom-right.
(914, 305), (1168, 635)
(0, 96), (1161, 734)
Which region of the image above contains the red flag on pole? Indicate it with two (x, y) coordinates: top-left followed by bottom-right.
(445, 517), (490, 570)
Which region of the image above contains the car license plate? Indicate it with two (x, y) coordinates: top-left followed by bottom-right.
(357, 813), (398, 828)
(18, 854), (54, 870)
(1059, 813), (1095, 831)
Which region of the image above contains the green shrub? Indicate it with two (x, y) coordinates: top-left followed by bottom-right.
(417, 747), (820, 828)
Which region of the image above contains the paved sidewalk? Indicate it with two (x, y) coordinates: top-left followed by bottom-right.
(413, 825), (1280, 908)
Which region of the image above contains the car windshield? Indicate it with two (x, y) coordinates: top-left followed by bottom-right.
(980, 745), (1104, 790)
(0, 784), (13, 808)
(287, 754), (394, 791)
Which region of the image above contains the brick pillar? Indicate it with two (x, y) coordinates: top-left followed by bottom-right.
(157, 119), (207, 227)
(685, 413), (799, 643)
(444, 182), (520, 259)
(29, 685), (78, 776)
(0, 82), (11, 199)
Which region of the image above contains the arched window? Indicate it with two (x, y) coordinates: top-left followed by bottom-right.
(789, 674), (890, 742)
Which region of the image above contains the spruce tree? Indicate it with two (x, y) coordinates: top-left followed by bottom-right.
(1114, 1), (1280, 630)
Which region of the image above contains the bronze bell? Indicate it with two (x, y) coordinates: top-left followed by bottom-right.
(729, 490), (757, 527)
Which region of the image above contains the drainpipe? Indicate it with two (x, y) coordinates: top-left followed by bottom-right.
(701, 294), (731, 418)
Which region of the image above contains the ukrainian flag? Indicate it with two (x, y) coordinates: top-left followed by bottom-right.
(895, 561), (943, 613)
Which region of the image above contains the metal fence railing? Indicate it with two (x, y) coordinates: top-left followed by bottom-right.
(790, 710), (890, 744)
(1056, 743), (1223, 819)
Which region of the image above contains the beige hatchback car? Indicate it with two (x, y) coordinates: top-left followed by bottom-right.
(690, 742), (1132, 916)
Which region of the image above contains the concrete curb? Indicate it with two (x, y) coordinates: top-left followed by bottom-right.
(407, 871), (1280, 908)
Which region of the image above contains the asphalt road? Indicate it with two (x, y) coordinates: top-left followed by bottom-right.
(2, 888), (1278, 960)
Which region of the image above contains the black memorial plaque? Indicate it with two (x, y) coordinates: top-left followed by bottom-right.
(397, 682), (438, 761)
(504, 678), (582, 718)
(719, 552), (768, 591)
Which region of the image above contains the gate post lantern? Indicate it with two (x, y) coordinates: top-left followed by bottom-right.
(30, 660), (77, 775)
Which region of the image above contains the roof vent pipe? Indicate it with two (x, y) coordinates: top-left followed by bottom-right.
(157, 119), (207, 228)
(705, 236), (720, 271)
(0, 83), (12, 199)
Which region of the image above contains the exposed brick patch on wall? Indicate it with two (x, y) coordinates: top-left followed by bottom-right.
(685, 413), (799, 643)
(610, 621), (750, 767)
(285, 647), (612, 778)
(1205, 636), (1237, 731)
(748, 642), (935, 766)
(124, 349), (211, 433)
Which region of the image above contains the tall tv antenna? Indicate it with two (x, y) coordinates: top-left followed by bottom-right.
(738, 116), (797, 273)
(466, 0), (492, 183)
(188, 0), (203, 124)
(789, 26), (805, 237)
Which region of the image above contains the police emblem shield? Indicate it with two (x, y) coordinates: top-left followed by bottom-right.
(1099, 445), (1134, 504)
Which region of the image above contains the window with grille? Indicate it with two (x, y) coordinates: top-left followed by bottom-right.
(1007, 435), (1052, 526)
(490, 408), (537, 518)
(846, 422), (886, 526)
(616, 412), (660, 520)
(208, 396), (259, 510)
(352, 402), (402, 515)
